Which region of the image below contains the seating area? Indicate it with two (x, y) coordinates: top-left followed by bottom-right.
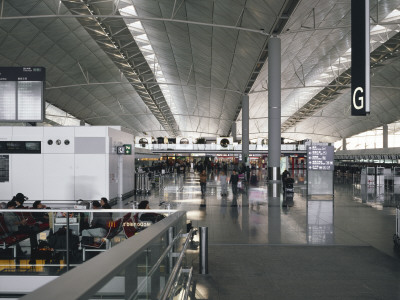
(0, 212), (49, 257)
(0, 200), (169, 268)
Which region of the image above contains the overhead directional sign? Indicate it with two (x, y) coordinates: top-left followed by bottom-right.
(351, 0), (370, 116)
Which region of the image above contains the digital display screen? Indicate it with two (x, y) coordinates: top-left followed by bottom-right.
(0, 67), (45, 122)
(0, 141), (41, 154)
(25, 142), (41, 151)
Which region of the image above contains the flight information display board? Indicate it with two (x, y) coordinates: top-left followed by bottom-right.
(307, 144), (334, 171)
(0, 67), (45, 122)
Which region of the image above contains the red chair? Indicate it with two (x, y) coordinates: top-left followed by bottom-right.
(122, 217), (137, 238)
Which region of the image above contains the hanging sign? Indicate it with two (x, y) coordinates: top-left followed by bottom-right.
(351, 0), (370, 116)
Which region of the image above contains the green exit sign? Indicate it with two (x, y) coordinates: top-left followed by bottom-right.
(124, 144), (132, 155)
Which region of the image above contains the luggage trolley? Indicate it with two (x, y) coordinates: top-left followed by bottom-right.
(284, 177), (294, 193)
(135, 172), (150, 194)
(393, 206), (400, 248)
(283, 177), (295, 208)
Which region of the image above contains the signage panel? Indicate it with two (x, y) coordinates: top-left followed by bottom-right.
(117, 144), (132, 155)
(124, 144), (132, 155)
(307, 144), (334, 171)
(351, 0), (370, 116)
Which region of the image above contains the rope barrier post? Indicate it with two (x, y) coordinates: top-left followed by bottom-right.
(199, 227), (208, 274)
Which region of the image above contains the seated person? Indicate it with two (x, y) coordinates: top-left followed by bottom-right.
(4, 200), (39, 255)
(100, 197), (111, 209)
(137, 201), (165, 224)
(32, 201), (49, 224)
(81, 201), (113, 238)
(13, 193), (28, 208)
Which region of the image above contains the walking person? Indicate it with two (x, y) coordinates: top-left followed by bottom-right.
(229, 170), (239, 197)
(200, 170), (207, 196)
(220, 171), (228, 196)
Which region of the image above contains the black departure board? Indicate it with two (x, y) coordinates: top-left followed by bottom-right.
(0, 155), (9, 182)
(0, 67), (45, 122)
(307, 144), (334, 171)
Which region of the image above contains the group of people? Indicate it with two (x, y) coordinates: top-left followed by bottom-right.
(199, 168), (259, 201)
(81, 198), (112, 238)
(1, 193), (49, 259)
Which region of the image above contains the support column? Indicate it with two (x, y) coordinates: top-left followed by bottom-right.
(342, 138), (347, 150)
(383, 124), (388, 149)
(242, 94), (249, 164)
(231, 122), (237, 142)
(268, 183), (281, 243)
(268, 37), (281, 181)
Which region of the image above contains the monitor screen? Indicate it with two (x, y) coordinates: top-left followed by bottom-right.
(0, 67), (45, 122)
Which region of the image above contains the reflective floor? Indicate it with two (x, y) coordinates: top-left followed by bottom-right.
(126, 169), (400, 299)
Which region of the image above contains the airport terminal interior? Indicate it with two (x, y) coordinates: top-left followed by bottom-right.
(1, 0), (400, 299)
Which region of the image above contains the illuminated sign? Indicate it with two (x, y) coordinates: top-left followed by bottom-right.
(117, 144), (132, 155)
(124, 144), (132, 155)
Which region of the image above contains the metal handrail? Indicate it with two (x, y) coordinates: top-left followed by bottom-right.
(159, 229), (193, 300)
(127, 228), (185, 300)
(21, 211), (186, 300)
(183, 267), (193, 300)
(0, 208), (176, 213)
(147, 229), (183, 278)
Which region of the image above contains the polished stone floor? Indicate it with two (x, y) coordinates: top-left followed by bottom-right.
(130, 169), (400, 299)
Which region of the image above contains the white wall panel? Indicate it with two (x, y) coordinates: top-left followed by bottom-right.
(43, 127), (75, 154)
(75, 154), (107, 200)
(108, 128), (135, 196)
(0, 126), (134, 201)
(0, 182), (12, 201)
(43, 154), (74, 200)
(109, 154), (118, 199)
(123, 155), (135, 194)
(0, 127), (12, 139)
(12, 127), (43, 138)
(11, 154), (43, 200)
(74, 126), (107, 137)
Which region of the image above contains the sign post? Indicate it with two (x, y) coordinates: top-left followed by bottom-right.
(306, 143), (335, 197)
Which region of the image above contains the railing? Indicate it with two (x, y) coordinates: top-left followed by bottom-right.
(136, 143), (307, 152)
(0, 208), (176, 272)
(20, 211), (191, 300)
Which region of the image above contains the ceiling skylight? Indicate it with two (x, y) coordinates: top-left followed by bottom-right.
(120, 5), (175, 113)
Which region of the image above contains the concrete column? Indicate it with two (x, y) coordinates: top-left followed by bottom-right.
(242, 94), (249, 164)
(231, 122), (237, 142)
(268, 37), (281, 181)
(342, 138), (347, 150)
(383, 124), (388, 149)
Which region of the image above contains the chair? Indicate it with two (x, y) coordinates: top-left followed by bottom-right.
(122, 217), (137, 239)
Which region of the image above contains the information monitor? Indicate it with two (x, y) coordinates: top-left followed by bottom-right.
(0, 67), (45, 122)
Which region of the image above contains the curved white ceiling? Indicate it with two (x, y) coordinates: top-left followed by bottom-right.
(0, 0), (399, 143)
